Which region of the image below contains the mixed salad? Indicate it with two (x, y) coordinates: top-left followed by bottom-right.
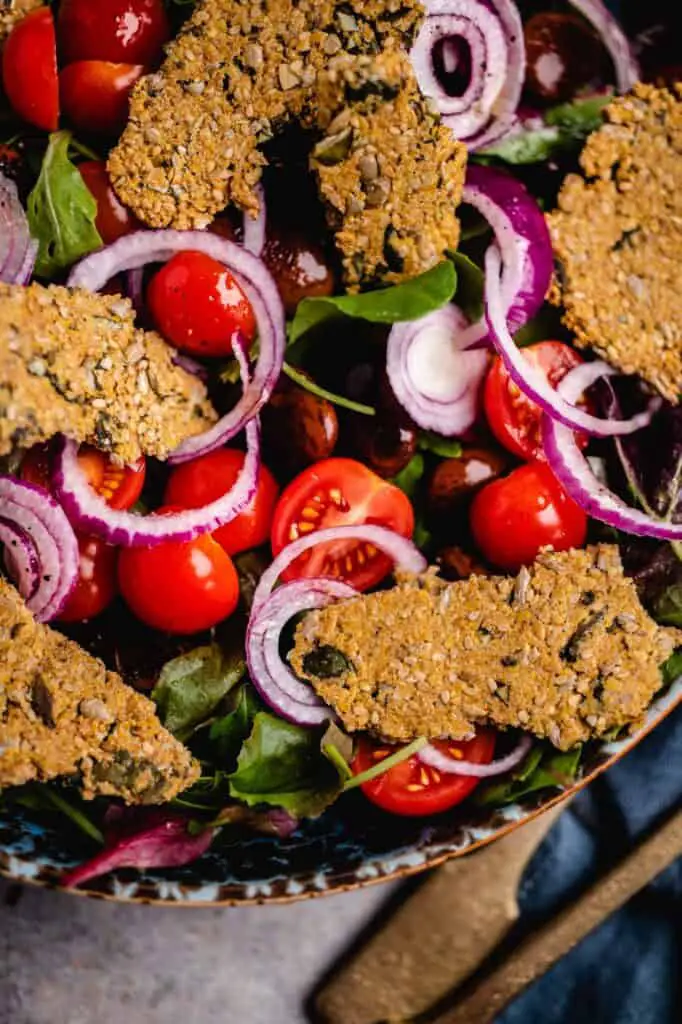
(0, 0), (680, 890)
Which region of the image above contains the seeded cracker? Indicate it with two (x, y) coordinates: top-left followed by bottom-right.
(548, 83), (682, 403)
(292, 546), (678, 751)
(108, 0), (466, 289)
(0, 283), (216, 464)
(0, 580), (199, 802)
(0, 0), (42, 43)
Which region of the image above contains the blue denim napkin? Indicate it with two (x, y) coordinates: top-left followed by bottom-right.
(497, 708), (682, 1024)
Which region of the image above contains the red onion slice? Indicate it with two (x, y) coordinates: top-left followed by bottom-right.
(0, 478), (79, 621)
(417, 733), (533, 777)
(242, 183), (266, 258)
(543, 364), (682, 540)
(253, 525), (427, 612)
(67, 229), (285, 465)
(568, 0), (639, 93)
(0, 172), (37, 285)
(484, 247), (660, 437)
(0, 516), (40, 601)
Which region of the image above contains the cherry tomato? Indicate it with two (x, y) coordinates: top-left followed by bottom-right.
(117, 507), (240, 634)
(352, 732), (496, 817)
(484, 342), (589, 461)
(60, 60), (144, 135)
(2, 8), (59, 131)
(270, 458), (415, 592)
(147, 251), (257, 358)
(58, 0), (170, 67)
(57, 534), (118, 623)
(164, 448), (279, 557)
(470, 462), (588, 571)
(78, 160), (139, 244)
(20, 443), (145, 512)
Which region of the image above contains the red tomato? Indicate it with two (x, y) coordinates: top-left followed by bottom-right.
(2, 8), (59, 131)
(78, 160), (139, 244)
(164, 448), (279, 557)
(484, 342), (589, 461)
(470, 462), (587, 571)
(117, 508), (240, 634)
(58, 0), (170, 66)
(20, 443), (145, 512)
(57, 534), (118, 623)
(147, 251), (257, 358)
(60, 60), (144, 135)
(270, 458), (415, 592)
(352, 732), (496, 817)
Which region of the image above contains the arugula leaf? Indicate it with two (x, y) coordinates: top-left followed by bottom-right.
(289, 261), (457, 343)
(390, 454), (426, 500)
(153, 644), (245, 742)
(417, 432), (463, 459)
(545, 94), (613, 132)
(449, 251), (484, 323)
(233, 548), (271, 611)
(320, 721), (354, 782)
(27, 130), (102, 278)
(476, 744), (582, 808)
(209, 685), (261, 768)
(661, 649), (682, 688)
(228, 712), (345, 818)
(653, 586), (682, 628)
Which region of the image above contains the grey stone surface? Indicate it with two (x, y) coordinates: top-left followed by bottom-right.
(0, 877), (399, 1024)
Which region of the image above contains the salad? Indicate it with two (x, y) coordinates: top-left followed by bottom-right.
(0, 0), (680, 891)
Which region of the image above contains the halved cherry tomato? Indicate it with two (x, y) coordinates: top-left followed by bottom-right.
(78, 160), (139, 244)
(470, 462), (587, 571)
(352, 732), (496, 817)
(117, 507), (240, 634)
(60, 60), (144, 135)
(58, 0), (170, 67)
(57, 534), (118, 623)
(270, 458), (415, 592)
(484, 341), (589, 461)
(20, 443), (145, 512)
(147, 251), (257, 358)
(2, 8), (59, 131)
(164, 448), (279, 557)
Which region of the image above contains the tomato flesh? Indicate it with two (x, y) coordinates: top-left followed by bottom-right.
(164, 448), (279, 557)
(60, 60), (144, 135)
(2, 8), (59, 131)
(470, 462), (588, 571)
(271, 458), (415, 592)
(20, 443), (145, 512)
(353, 732), (496, 816)
(117, 507), (240, 634)
(78, 160), (139, 244)
(147, 251), (257, 358)
(57, 534), (118, 623)
(484, 341), (589, 461)
(58, 0), (170, 66)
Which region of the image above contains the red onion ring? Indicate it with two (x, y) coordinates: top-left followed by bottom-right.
(484, 246), (660, 437)
(242, 183), (266, 258)
(0, 516), (40, 601)
(0, 478), (79, 621)
(543, 363), (682, 540)
(0, 172), (37, 285)
(567, 0), (639, 93)
(417, 733), (533, 777)
(67, 229), (285, 465)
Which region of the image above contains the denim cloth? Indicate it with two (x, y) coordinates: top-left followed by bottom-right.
(497, 708), (682, 1024)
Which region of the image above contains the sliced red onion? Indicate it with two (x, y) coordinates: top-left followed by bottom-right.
(0, 478), (79, 621)
(242, 183), (266, 258)
(247, 579), (356, 727)
(125, 267), (145, 314)
(418, 733), (533, 777)
(386, 305), (488, 435)
(0, 172), (37, 285)
(253, 525), (428, 613)
(68, 229), (285, 465)
(568, 0), (639, 93)
(484, 247), (660, 437)
(0, 516), (40, 601)
(171, 351), (209, 382)
(543, 363), (682, 540)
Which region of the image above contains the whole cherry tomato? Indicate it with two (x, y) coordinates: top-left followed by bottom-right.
(117, 508), (240, 634)
(78, 161), (139, 244)
(20, 443), (145, 512)
(271, 458), (414, 592)
(470, 462), (588, 571)
(147, 251), (257, 358)
(352, 732), (496, 817)
(2, 8), (59, 131)
(57, 534), (118, 623)
(58, 0), (170, 67)
(164, 448), (279, 557)
(60, 60), (144, 135)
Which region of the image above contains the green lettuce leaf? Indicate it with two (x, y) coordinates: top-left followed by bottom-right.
(209, 685), (261, 768)
(153, 644), (245, 742)
(27, 130), (103, 278)
(417, 432), (463, 459)
(661, 649), (682, 688)
(478, 94), (612, 166)
(476, 743), (582, 808)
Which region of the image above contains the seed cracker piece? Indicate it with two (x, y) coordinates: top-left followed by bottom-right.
(291, 546), (678, 751)
(0, 283), (216, 464)
(0, 0), (42, 43)
(0, 580), (199, 802)
(547, 83), (682, 403)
